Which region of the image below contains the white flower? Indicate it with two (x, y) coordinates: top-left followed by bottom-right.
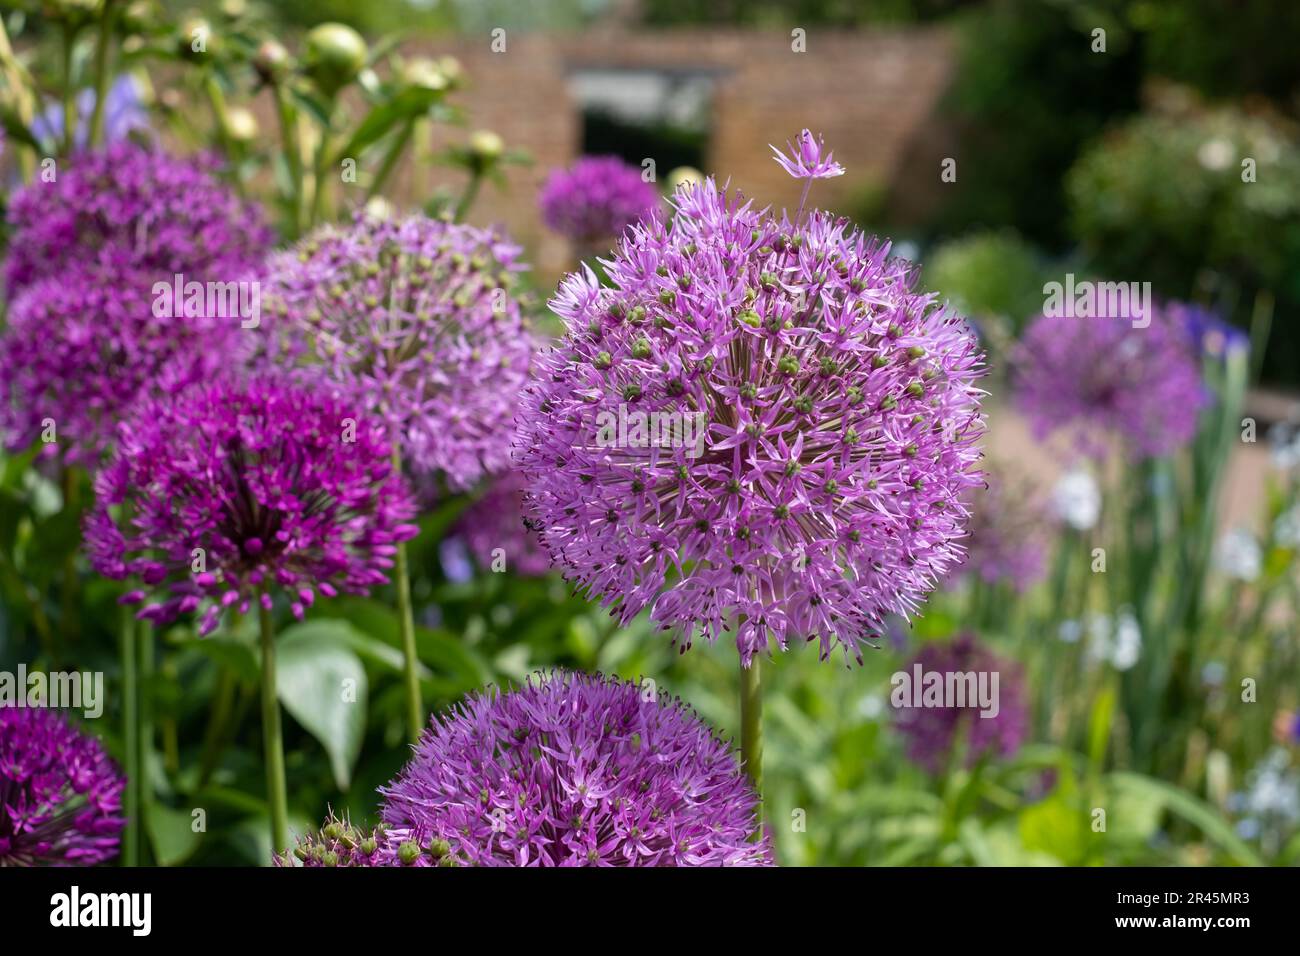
(1267, 422), (1300, 473)
(1197, 137), (1234, 171)
(1084, 610), (1141, 670)
(1275, 505), (1300, 550)
(1214, 528), (1262, 582)
(1111, 610), (1142, 671)
(1058, 619), (1082, 643)
(1051, 468), (1101, 531)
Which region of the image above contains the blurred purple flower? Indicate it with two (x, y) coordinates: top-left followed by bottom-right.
(4, 141), (270, 295)
(0, 264), (243, 466)
(85, 373), (418, 635)
(379, 670), (773, 866)
(30, 74), (150, 152)
(893, 634), (1028, 773)
(1171, 301), (1249, 359)
(538, 155), (661, 244)
(516, 168), (985, 667)
(1011, 302), (1207, 460)
(450, 471), (550, 577)
(0, 706), (125, 866)
(260, 213), (533, 492)
(956, 469), (1049, 593)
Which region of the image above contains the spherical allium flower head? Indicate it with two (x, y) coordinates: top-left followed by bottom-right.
(1011, 302), (1208, 460)
(0, 706), (125, 866)
(450, 471), (550, 577)
(538, 155), (661, 245)
(955, 468), (1048, 593)
(0, 264), (244, 467)
(770, 129), (845, 180)
(379, 670), (774, 866)
(516, 172), (985, 666)
(85, 373), (419, 635)
(893, 634), (1028, 773)
(277, 811), (401, 867)
(4, 140), (270, 295)
(260, 213), (533, 492)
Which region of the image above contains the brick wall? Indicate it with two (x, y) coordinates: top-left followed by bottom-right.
(393, 27), (955, 281)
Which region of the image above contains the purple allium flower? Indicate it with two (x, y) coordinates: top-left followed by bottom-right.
(0, 264), (243, 466)
(4, 141), (270, 295)
(30, 74), (151, 153)
(956, 469), (1048, 593)
(515, 173), (985, 666)
(260, 213), (533, 492)
(1011, 302), (1208, 460)
(379, 670), (774, 866)
(538, 156), (661, 245)
(0, 706), (125, 866)
(770, 129), (845, 180)
(84, 373), (419, 634)
(276, 810), (400, 867)
(450, 471), (550, 577)
(892, 634), (1027, 773)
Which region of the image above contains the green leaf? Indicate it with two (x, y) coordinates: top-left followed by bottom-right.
(334, 87), (441, 164)
(1109, 772), (1264, 866)
(146, 803), (203, 867)
(275, 620), (369, 791)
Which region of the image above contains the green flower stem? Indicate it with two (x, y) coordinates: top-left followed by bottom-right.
(452, 170), (483, 223)
(136, 620), (154, 857)
(258, 598), (289, 855)
(273, 85), (304, 237)
(203, 69), (234, 158)
(86, 0), (117, 148)
(392, 447), (423, 744)
(367, 118), (414, 202)
(309, 101), (336, 227)
(60, 26), (76, 156)
(119, 604), (139, 867)
(739, 657), (763, 821)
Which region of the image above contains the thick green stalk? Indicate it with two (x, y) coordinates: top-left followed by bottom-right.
(60, 26), (76, 155)
(308, 101), (336, 227)
(258, 600), (289, 855)
(86, 0), (116, 147)
(136, 620), (154, 855)
(273, 85), (304, 237)
(367, 119), (414, 202)
(452, 170), (483, 223)
(392, 446), (423, 743)
(739, 657), (763, 807)
(119, 606), (139, 866)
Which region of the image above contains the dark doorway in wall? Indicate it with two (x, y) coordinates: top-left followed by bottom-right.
(567, 67), (718, 173)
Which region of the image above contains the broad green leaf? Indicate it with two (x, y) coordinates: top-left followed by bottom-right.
(276, 620), (369, 790)
(146, 803), (203, 867)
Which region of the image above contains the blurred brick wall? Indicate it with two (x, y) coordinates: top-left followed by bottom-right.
(393, 27), (955, 282)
